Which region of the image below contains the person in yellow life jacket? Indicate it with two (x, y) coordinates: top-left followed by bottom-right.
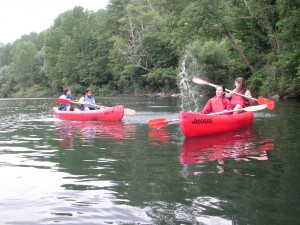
(225, 77), (254, 113)
(78, 88), (101, 111)
(200, 85), (233, 114)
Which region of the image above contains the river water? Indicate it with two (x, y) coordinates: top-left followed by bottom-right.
(0, 97), (299, 225)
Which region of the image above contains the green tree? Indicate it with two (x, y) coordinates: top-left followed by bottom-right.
(0, 43), (13, 67)
(0, 0), (299, 98)
(11, 41), (38, 91)
(44, 6), (99, 93)
(276, 0), (300, 96)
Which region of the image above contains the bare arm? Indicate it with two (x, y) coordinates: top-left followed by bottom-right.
(225, 89), (237, 98)
(245, 89), (252, 98)
(245, 89), (254, 105)
(225, 92), (232, 98)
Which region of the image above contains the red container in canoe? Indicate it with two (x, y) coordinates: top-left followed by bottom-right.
(179, 111), (254, 138)
(52, 105), (124, 121)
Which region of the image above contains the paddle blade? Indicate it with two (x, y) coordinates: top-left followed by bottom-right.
(124, 108), (136, 116)
(256, 98), (275, 110)
(148, 118), (169, 129)
(243, 104), (267, 112)
(149, 121), (170, 129)
(192, 77), (209, 86)
(56, 98), (71, 104)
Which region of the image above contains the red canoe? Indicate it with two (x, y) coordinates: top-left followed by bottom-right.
(179, 111), (254, 138)
(52, 105), (124, 121)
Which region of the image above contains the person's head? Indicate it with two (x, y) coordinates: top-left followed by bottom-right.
(215, 85), (225, 98)
(63, 87), (71, 96)
(85, 88), (93, 97)
(235, 77), (246, 90)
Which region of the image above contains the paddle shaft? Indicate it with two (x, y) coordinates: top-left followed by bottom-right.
(192, 77), (274, 109)
(148, 118), (179, 125)
(58, 98), (101, 108)
(207, 104), (267, 115)
(203, 81), (258, 101)
(164, 119), (179, 123)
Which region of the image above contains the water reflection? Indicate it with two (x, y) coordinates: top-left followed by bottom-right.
(180, 128), (274, 175)
(148, 128), (174, 146)
(54, 120), (136, 148)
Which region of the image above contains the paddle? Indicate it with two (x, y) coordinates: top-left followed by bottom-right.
(192, 77), (275, 109)
(148, 104), (267, 129)
(148, 118), (179, 129)
(207, 104), (267, 115)
(56, 98), (136, 116)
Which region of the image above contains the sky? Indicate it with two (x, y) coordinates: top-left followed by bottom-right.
(0, 0), (110, 44)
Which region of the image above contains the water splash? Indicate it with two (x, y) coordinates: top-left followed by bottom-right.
(179, 51), (201, 112)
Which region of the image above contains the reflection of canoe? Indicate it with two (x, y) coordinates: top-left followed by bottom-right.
(180, 128), (274, 165)
(52, 105), (124, 121)
(180, 129), (255, 164)
(54, 120), (136, 148)
(54, 120), (129, 139)
(179, 111), (254, 138)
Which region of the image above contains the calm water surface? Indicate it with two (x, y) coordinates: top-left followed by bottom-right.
(0, 97), (299, 225)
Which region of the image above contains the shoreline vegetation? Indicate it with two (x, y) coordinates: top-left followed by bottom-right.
(0, 1), (299, 100)
(4, 91), (286, 101)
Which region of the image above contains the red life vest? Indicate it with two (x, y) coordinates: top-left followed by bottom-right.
(211, 97), (225, 113)
(231, 89), (251, 107)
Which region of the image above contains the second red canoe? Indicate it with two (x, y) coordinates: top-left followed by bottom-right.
(179, 111), (254, 138)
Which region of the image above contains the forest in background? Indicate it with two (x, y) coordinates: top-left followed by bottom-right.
(0, 0), (299, 99)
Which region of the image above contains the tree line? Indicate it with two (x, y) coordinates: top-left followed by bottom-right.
(0, 0), (299, 98)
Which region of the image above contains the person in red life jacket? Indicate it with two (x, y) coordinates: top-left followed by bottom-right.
(225, 77), (254, 114)
(200, 85), (233, 114)
(78, 88), (101, 111)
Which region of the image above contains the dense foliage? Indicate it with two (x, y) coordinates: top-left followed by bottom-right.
(0, 0), (299, 98)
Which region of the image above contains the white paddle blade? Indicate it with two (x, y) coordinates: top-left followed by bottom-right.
(124, 108), (136, 116)
(192, 77), (217, 88)
(243, 104), (267, 112)
(192, 77), (207, 85)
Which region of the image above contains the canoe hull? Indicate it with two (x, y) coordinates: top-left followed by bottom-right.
(179, 111), (254, 138)
(52, 105), (124, 121)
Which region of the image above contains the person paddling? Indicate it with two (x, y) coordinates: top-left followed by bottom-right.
(200, 85), (233, 114)
(225, 77), (254, 113)
(58, 87), (79, 111)
(78, 88), (100, 111)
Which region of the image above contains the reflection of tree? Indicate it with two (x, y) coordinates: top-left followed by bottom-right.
(50, 117), (297, 225)
(53, 120), (138, 184)
(118, 127), (281, 225)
